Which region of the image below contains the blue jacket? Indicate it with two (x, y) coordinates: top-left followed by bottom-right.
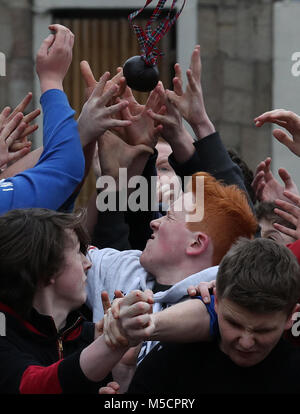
(0, 89), (85, 214)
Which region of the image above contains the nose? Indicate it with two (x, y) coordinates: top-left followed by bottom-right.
(238, 332), (255, 351)
(150, 217), (162, 231)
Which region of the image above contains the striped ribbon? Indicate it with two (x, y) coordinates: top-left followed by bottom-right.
(128, 0), (186, 66)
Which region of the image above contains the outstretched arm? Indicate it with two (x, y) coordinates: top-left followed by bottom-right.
(166, 45), (215, 140)
(254, 109), (300, 157)
(0, 24), (85, 214)
(251, 157), (299, 203)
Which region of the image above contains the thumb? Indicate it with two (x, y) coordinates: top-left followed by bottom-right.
(278, 168), (294, 189)
(273, 129), (294, 151)
(80, 60), (97, 88)
(38, 34), (55, 55)
(144, 289), (154, 304)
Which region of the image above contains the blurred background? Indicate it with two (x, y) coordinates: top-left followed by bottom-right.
(0, 0), (300, 207)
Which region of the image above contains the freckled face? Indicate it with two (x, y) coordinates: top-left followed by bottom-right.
(140, 193), (194, 272)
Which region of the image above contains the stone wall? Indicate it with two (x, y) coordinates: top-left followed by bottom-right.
(0, 0), (34, 115)
(0, 0), (276, 172)
(198, 0), (274, 171)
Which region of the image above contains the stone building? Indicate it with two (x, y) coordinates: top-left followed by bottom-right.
(0, 0), (299, 201)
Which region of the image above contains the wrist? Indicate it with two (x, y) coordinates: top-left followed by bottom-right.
(169, 128), (195, 164)
(39, 78), (64, 94)
(191, 117), (215, 140)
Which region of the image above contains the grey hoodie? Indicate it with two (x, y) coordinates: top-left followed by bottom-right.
(86, 246), (218, 321)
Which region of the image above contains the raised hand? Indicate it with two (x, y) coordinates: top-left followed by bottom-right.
(0, 112), (31, 169)
(254, 109), (300, 157)
(0, 92), (40, 152)
(251, 157), (299, 203)
(77, 71), (132, 146)
(80, 61), (126, 102)
(115, 86), (163, 149)
(147, 81), (195, 163)
(166, 45), (215, 139)
(273, 191), (300, 240)
(36, 24), (75, 93)
(97, 130), (153, 183)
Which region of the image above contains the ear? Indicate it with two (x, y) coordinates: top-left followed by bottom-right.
(284, 303), (300, 331)
(186, 232), (210, 257)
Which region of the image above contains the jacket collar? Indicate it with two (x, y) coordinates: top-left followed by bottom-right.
(0, 302), (84, 339)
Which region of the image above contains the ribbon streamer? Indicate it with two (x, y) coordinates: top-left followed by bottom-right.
(129, 0), (186, 66)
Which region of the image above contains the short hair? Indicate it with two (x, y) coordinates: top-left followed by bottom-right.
(187, 172), (258, 265)
(255, 201), (296, 231)
(0, 208), (90, 316)
(216, 237), (300, 315)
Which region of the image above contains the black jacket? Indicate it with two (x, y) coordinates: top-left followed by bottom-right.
(0, 302), (111, 394)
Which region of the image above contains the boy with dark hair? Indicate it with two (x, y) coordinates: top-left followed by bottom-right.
(102, 238), (300, 394)
(0, 208), (152, 394)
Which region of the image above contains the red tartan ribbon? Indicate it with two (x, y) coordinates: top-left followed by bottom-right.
(128, 0), (186, 66)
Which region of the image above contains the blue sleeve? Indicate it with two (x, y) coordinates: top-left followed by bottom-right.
(193, 295), (219, 337)
(0, 89), (85, 214)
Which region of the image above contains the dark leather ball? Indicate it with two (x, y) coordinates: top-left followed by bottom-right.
(123, 56), (159, 92)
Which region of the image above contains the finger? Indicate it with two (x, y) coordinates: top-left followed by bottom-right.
(105, 310), (128, 346)
(48, 24), (70, 50)
(199, 287), (212, 304)
(251, 170), (265, 193)
(120, 302), (153, 319)
(278, 168), (295, 190)
(92, 72), (111, 98)
(174, 63), (182, 83)
(9, 140), (31, 152)
(272, 129), (295, 152)
(122, 290), (150, 307)
(117, 77), (127, 97)
(8, 92), (33, 122)
(187, 286), (197, 296)
(186, 69), (198, 93)
(19, 124), (39, 139)
(190, 45), (201, 82)
(7, 145), (31, 164)
(5, 121), (27, 147)
(256, 181), (266, 201)
(98, 83), (119, 106)
(274, 207), (298, 227)
(105, 100), (129, 116)
(254, 109), (299, 123)
(282, 190), (300, 205)
(0, 106), (11, 128)
(122, 313), (152, 331)
(173, 76), (183, 97)
(144, 289), (154, 304)
(273, 222), (298, 239)
(147, 109), (166, 124)
(255, 118), (288, 128)
(80, 60), (97, 88)
(1, 113), (24, 141)
(111, 298), (122, 319)
(38, 34), (55, 56)
(114, 290), (125, 299)
(101, 291), (111, 314)
(23, 108), (41, 124)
